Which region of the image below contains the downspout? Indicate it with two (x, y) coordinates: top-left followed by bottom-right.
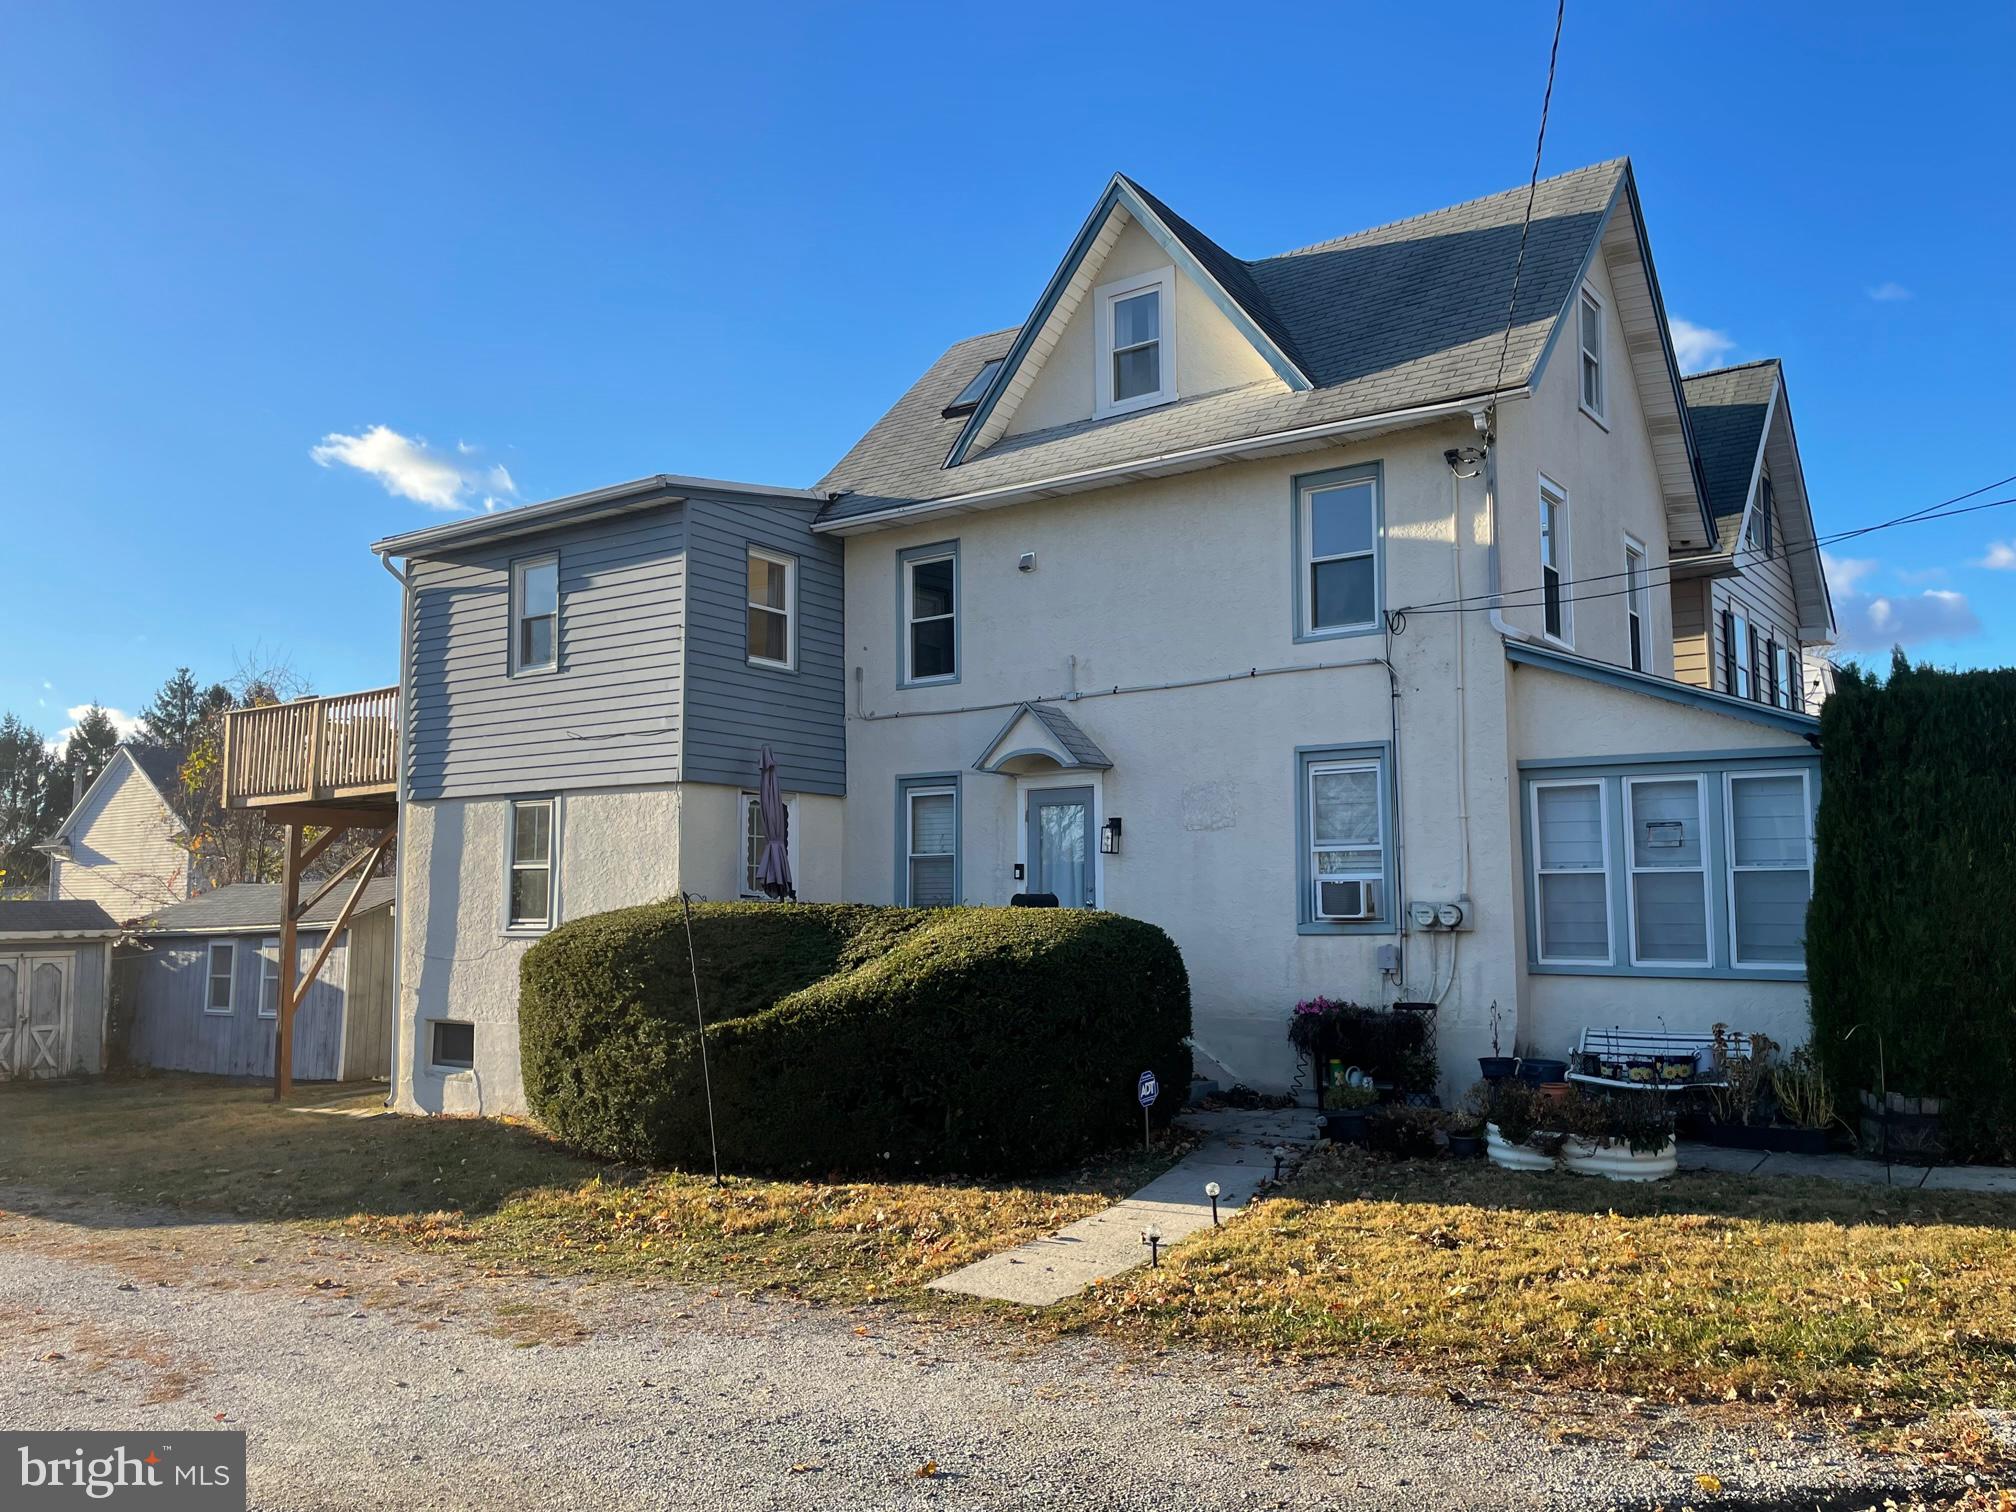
(377, 549), (411, 1108)
(1478, 407), (1534, 646)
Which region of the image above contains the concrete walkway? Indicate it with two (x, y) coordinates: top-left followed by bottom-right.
(1678, 1141), (2016, 1191)
(930, 1107), (1313, 1306)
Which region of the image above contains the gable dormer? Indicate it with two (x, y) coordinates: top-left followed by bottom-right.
(947, 176), (1312, 463)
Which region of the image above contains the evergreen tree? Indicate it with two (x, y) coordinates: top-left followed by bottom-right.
(59, 705), (122, 802)
(0, 713), (61, 895)
(138, 667), (229, 750)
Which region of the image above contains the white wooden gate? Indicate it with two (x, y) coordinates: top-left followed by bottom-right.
(0, 954), (71, 1079)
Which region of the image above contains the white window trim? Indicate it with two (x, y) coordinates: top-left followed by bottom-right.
(1093, 265), (1177, 418)
(1730, 605), (1753, 700)
(1531, 778), (1613, 966)
(204, 940), (236, 1015)
(1539, 473), (1573, 648)
(1307, 759), (1386, 923)
(503, 796), (559, 935)
(1624, 775), (1713, 969)
(1577, 285), (1607, 425)
(904, 785), (957, 906)
(509, 554), (560, 677)
(1299, 476), (1380, 636)
(738, 791), (801, 899)
(1623, 534), (1649, 673)
(258, 935), (281, 1019)
(745, 546), (797, 672)
(427, 1019), (476, 1075)
(1725, 768), (1815, 971)
(902, 550), (958, 686)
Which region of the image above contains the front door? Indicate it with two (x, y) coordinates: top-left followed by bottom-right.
(0, 955), (68, 1079)
(1026, 786), (1095, 908)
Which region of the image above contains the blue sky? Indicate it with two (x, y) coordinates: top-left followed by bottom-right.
(3, 1), (2012, 740)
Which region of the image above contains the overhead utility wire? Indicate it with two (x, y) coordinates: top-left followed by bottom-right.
(1486, 0), (1567, 419)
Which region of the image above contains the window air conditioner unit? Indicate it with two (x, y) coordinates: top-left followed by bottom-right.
(1316, 879), (1377, 921)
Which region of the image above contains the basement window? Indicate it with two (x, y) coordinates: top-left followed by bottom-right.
(941, 358), (1004, 417)
(429, 1020), (476, 1072)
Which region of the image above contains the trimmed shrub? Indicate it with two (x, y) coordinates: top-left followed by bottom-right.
(519, 902), (1192, 1175)
(1808, 653), (2016, 1160)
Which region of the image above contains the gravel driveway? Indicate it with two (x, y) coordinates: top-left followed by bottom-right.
(0, 1189), (1947, 1510)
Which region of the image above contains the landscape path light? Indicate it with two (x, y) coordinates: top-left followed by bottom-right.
(1205, 1181), (1221, 1226)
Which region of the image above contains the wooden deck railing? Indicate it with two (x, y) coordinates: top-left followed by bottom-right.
(221, 686), (400, 807)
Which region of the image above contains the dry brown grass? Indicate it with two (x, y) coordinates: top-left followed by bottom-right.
(1059, 1145), (2016, 1419)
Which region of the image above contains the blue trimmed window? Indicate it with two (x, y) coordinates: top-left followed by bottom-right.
(896, 774), (959, 905)
(1521, 756), (1817, 979)
(1292, 464), (1382, 642)
(1296, 743), (1396, 934)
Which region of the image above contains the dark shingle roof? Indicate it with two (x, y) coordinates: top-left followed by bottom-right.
(124, 744), (193, 823)
(818, 160), (1629, 522)
(1682, 360), (1780, 535)
(1025, 704), (1113, 768)
(140, 878), (395, 936)
(0, 899), (120, 936)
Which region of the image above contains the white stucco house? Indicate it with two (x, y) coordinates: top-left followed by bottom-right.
(328, 158), (1836, 1114)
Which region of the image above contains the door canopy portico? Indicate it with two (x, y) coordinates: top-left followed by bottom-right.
(972, 702), (1114, 776)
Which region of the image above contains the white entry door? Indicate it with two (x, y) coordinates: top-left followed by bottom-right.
(0, 955), (70, 1079)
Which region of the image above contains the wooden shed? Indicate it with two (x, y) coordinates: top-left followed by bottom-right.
(122, 880), (395, 1082)
(0, 900), (119, 1079)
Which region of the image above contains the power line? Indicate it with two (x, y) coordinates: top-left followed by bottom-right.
(1394, 472), (2016, 619)
(1487, 0), (1567, 416)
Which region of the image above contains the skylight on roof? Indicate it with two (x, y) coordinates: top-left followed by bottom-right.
(942, 358), (1004, 417)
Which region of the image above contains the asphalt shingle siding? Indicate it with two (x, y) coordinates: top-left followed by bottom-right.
(817, 160), (1628, 523)
(139, 879), (395, 935)
(0, 900), (118, 935)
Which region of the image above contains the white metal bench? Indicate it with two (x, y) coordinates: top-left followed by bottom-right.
(1566, 1028), (1752, 1092)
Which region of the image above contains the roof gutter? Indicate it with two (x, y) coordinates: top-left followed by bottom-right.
(816, 390), (1525, 535)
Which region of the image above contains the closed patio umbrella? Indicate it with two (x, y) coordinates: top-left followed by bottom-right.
(755, 744), (795, 901)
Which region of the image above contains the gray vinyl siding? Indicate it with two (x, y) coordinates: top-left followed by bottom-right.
(121, 928), (365, 1081)
(678, 494), (846, 797)
(407, 508), (687, 801)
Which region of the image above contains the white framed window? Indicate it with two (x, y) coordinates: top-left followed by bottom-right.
(204, 940), (236, 1015)
(739, 791), (800, 898)
(506, 798), (556, 931)
(901, 544), (958, 685)
(745, 547), (796, 670)
(1729, 609), (1752, 699)
(1093, 266), (1176, 417)
(902, 782), (958, 906)
(1625, 776), (1711, 967)
(1531, 780), (1611, 963)
(1539, 474), (1571, 644)
(429, 1020), (475, 1072)
(510, 555), (559, 675)
(1306, 759), (1385, 924)
(258, 936), (281, 1019)
(1577, 287), (1606, 422)
(1726, 770), (1814, 968)
(1298, 472), (1379, 636)
(1777, 645), (1801, 712)
(1624, 536), (1649, 673)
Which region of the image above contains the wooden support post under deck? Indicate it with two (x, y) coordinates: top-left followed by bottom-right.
(275, 824), (303, 1099)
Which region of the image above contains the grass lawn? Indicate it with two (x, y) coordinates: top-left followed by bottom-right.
(1060, 1145), (2016, 1419)
(0, 1075), (1182, 1304)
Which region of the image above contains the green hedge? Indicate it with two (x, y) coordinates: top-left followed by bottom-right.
(1808, 653), (2016, 1160)
(519, 902), (1193, 1175)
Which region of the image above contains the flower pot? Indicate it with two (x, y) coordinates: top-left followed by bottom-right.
(1447, 1132), (1483, 1159)
(1537, 1081), (1572, 1105)
(1517, 1058), (1568, 1086)
(1561, 1137), (1677, 1182)
(1478, 1056), (1519, 1082)
(1702, 1122), (1831, 1155)
(1320, 1110), (1369, 1145)
(1485, 1123), (1555, 1172)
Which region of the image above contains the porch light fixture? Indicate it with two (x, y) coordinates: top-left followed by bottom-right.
(1100, 816), (1122, 855)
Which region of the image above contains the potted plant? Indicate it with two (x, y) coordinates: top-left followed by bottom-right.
(1319, 1082), (1380, 1143)
(1701, 1028), (1832, 1154)
(1478, 1000), (1518, 1083)
(1364, 1101), (1444, 1159)
(1469, 1079), (1560, 1172)
(1557, 1090), (1677, 1182)
(1445, 1111), (1484, 1159)
(1768, 1045), (1840, 1155)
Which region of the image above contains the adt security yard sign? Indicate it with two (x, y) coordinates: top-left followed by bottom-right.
(1137, 1069), (1159, 1150)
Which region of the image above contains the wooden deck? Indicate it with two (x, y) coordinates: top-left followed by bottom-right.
(221, 686), (399, 817)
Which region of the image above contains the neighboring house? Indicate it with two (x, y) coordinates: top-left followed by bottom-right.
(0, 899), (118, 1079)
(119, 880), (396, 1081)
(39, 744), (196, 918)
(1670, 360), (1836, 709)
(344, 157), (1832, 1114)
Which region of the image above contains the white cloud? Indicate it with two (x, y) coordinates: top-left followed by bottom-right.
(1821, 552), (1879, 594)
(1832, 586), (1981, 651)
(1980, 541), (2016, 570)
(1669, 318), (1736, 374)
(1867, 281), (1913, 302)
(310, 425), (521, 513)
